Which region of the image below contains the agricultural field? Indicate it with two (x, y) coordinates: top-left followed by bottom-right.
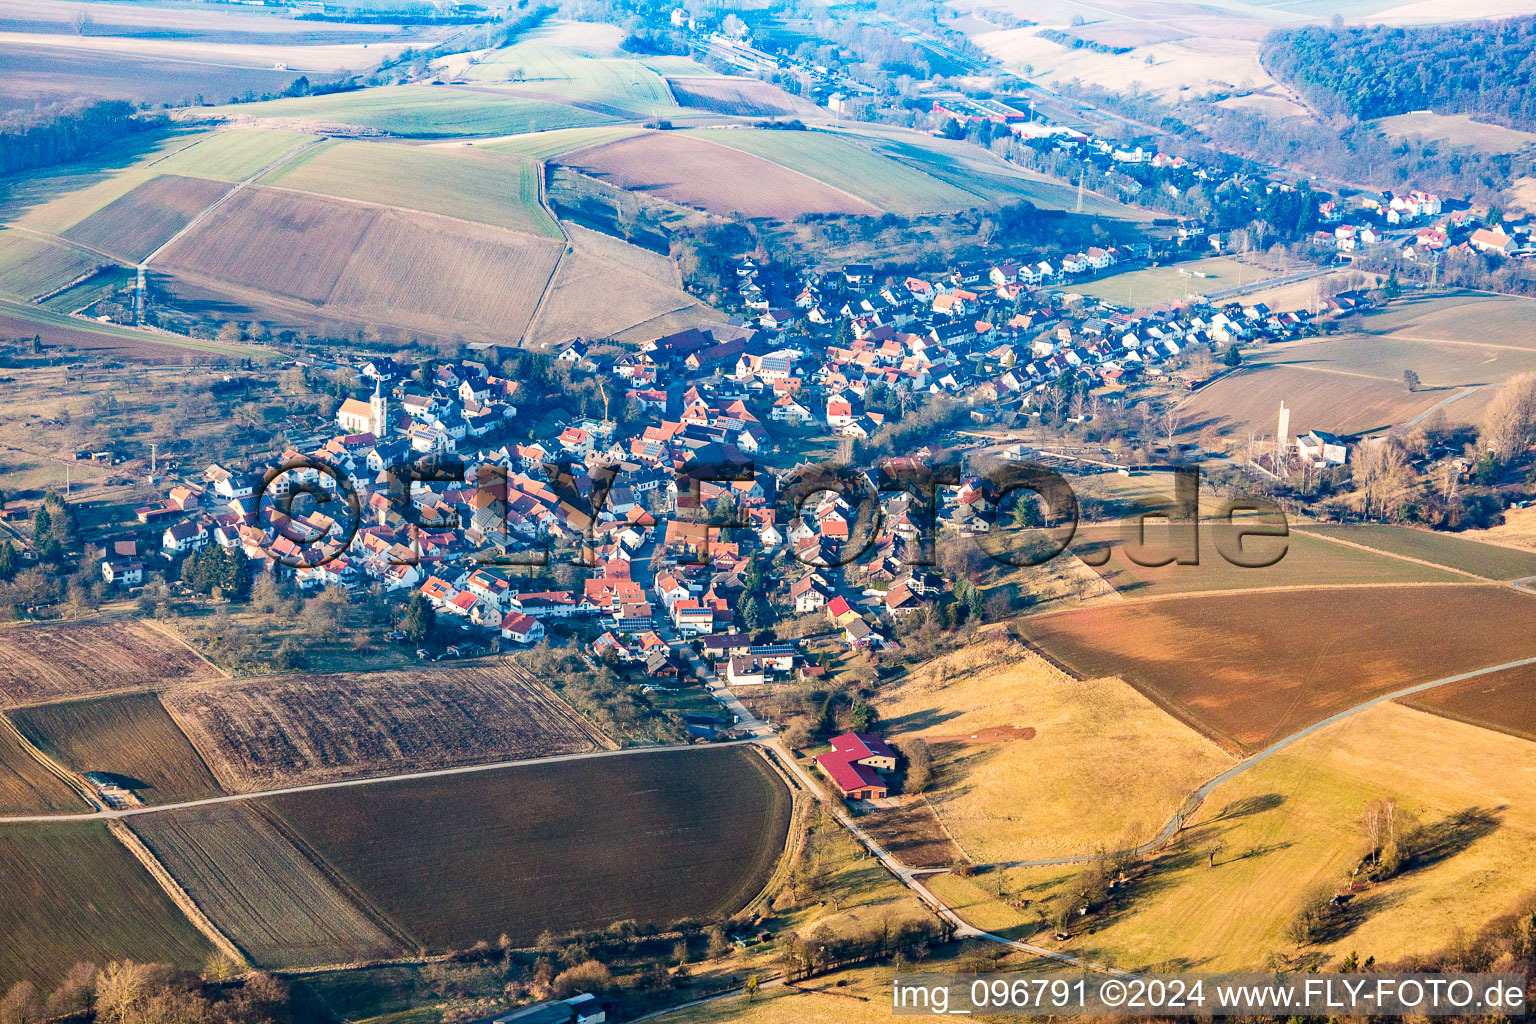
(130, 802), (402, 969)
(1022, 584), (1536, 753)
(161, 663), (608, 791)
(682, 128), (980, 215)
(0, 821), (213, 990)
(667, 76), (797, 116)
(159, 186), (563, 342)
(466, 51), (679, 119)
(1363, 291), (1536, 349)
(874, 641), (1233, 863)
(927, 702), (1536, 971)
(526, 224), (712, 347)
(1375, 111), (1536, 153)
(1179, 363), (1448, 438)
(0, 230), (103, 301)
(262, 141), (559, 237)
(1069, 522), (1463, 597)
(1295, 524), (1536, 580)
(1401, 661), (1536, 741)
(1075, 256), (1287, 308)
(0, 620), (215, 708)
(206, 86), (615, 138)
(473, 124), (643, 160)
(10, 692), (223, 805)
(150, 128), (318, 183)
(0, 301), (255, 362)
(259, 746), (792, 949)
(562, 132), (881, 220)
(1247, 332), (1536, 395)
(0, 722), (83, 815)
(61, 174), (231, 263)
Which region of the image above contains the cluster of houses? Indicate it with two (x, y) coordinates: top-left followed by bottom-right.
(1311, 188), (1531, 261)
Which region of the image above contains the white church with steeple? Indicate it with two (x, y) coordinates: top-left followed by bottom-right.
(336, 379), (389, 438)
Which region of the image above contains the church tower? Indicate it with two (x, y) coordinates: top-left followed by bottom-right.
(370, 377), (388, 437)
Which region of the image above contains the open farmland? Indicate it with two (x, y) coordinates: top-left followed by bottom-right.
(61, 174), (230, 262)
(259, 746), (791, 949)
(874, 641), (1232, 863)
(1401, 661), (1536, 741)
(149, 128), (317, 183)
(131, 803), (402, 969)
(1179, 364), (1448, 438)
(0, 722), (83, 814)
(0, 620), (214, 708)
(1247, 332), (1536, 395)
(0, 301), (256, 362)
(262, 141), (559, 237)
(683, 128), (978, 214)
(474, 124), (643, 160)
(160, 186), (563, 342)
(162, 663), (608, 790)
(1075, 256), (1286, 307)
(927, 702), (1536, 971)
(206, 85), (615, 137)
(0, 821), (212, 991)
(1364, 291), (1536, 349)
(1375, 111), (1536, 153)
(1022, 585), (1536, 753)
(526, 224), (712, 347)
(0, 229), (103, 301)
(562, 132), (880, 219)
(668, 76), (796, 115)
(10, 693), (222, 804)
(1296, 524), (1536, 580)
(1071, 522), (1462, 597)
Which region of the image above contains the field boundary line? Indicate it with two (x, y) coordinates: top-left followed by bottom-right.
(1021, 579), (1495, 619)
(111, 818), (250, 968)
(0, 711), (99, 811)
(517, 162), (571, 347)
(140, 619), (232, 679)
(504, 657), (617, 750)
(242, 179), (563, 242)
(1292, 526), (1493, 581)
(678, 130), (885, 215)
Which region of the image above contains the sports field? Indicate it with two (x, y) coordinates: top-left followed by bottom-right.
(1023, 584), (1536, 753)
(262, 140), (559, 237)
(207, 85), (615, 137)
(0, 821), (213, 990)
(0, 620), (215, 708)
(875, 641), (1233, 862)
(162, 664), (607, 790)
(1075, 257), (1286, 308)
(259, 746), (792, 949)
(131, 802), (402, 969)
(10, 692), (222, 804)
(927, 702), (1536, 971)
(683, 128), (979, 214)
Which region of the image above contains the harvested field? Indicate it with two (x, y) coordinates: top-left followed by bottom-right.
(260, 746), (791, 949)
(858, 796), (963, 869)
(1366, 292), (1536, 349)
(0, 620), (213, 708)
(668, 76), (795, 115)
(10, 693), (222, 804)
(526, 224), (710, 346)
(929, 702), (1536, 971)
(1401, 661), (1536, 741)
(61, 174), (231, 262)
(1296, 524), (1536, 580)
(262, 140), (559, 237)
(131, 803), (401, 969)
(562, 132), (880, 220)
(0, 821), (212, 991)
(1022, 584), (1536, 754)
(1179, 363), (1444, 438)
(162, 663), (608, 791)
(160, 186), (563, 341)
(875, 641), (1232, 862)
(0, 229), (103, 301)
(0, 721), (83, 814)
(1248, 333), (1536, 393)
(1071, 522), (1461, 598)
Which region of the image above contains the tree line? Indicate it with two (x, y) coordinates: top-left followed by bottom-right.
(0, 100), (162, 177)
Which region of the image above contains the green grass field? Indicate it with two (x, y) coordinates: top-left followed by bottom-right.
(11, 693), (223, 805)
(263, 141), (559, 237)
(463, 45), (679, 117)
(150, 128), (318, 182)
(0, 230), (104, 301)
(1075, 256), (1287, 308)
(684, 128), (978, 214)
(1296, 524), (1536, 580)
(260, 746), (791, 950)
(208, 86), (616, 138)
(0, 821), (213, 990)
(477, 124), (644, 159)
